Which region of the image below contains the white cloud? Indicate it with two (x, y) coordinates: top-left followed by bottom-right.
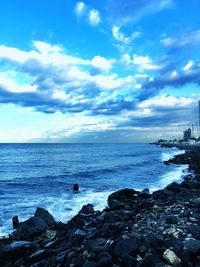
(183, 60), (194, 71)
(121, 53), (159, 70)
(133, 54), (159, 70)
(91, 56), (112, 72)
(112, 26), (140, 44)
(138, 95), (193, 109)
(161, 29), (200, 48)
(0, 76), (37, 93)
(75, 2), (87, 16)
(88, 9), (101, 26)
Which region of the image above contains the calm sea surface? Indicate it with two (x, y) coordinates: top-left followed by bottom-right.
(0, 143), (188, 236)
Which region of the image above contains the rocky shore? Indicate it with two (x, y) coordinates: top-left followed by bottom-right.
(0, 145), (200, 267)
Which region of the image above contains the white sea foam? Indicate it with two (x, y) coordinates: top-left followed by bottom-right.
(149, 164), (191, 193)
(161, 148), (185, 162)
(47, 190), (112, 223)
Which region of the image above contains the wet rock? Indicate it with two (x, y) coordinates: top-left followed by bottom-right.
(79, 204), (94, 215)
(165, 215), (179, 224)
(34, 207), (57, 227)
(1, 241), (38, 260)
(166, 182), (181, 193)
(29, 249), (49, 264)
(108, 188), (139, 207)
(142, 188), (150, 195)
(12, 216), (19, 229)
(108, 199), (123, 209)
(72, 228), (88, 239)
(16, 216), (49, 239)
(163, 249), (181, 266)
(114, 237), (138, 257)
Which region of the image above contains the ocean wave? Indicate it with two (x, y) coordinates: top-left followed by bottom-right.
(149, 165), (190, 193)
(161, 148), (185, 162)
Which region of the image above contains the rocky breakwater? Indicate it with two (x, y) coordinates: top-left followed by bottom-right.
(1, 147), (200, 266)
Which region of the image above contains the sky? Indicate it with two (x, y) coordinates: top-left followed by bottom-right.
(0, 0), (200, 143)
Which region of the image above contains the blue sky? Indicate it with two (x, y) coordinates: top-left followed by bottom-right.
(0, 0), (200, 142)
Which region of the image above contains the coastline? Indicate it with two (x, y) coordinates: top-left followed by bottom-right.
(0, 145), (200, 266)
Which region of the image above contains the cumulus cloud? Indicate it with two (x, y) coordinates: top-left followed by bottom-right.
(91, 56), (112, 72)
(88, 9), (101, 26)
(112, 26), (140, 44)
(121, 53), (159, 71)
(0, 41), (137, 115)
(0, 39), (200, 122)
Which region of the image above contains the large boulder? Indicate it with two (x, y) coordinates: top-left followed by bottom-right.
(16, 216), (49, 239)
(34, 207), (57, 227)
(108, 188), (139, 208)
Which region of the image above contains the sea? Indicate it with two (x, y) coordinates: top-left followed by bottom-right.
(0, 143), (189, 236)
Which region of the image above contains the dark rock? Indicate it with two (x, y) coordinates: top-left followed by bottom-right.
(16, 216), (48, 239)
(97, 251), (113, 267)
(114, 237), (138, 257)
(97, 250), (112, 260)
(34, 207), (57, 227)
(183, 239), (200, 254)
(82, 261), (98, 267)
(72, 228), (88, 238)
(103, 212), (115, 223)
(108, 199), (123, 209)
(137, 254), (158, 267)
(187, 225), (200, 238)
(29, 249), (49, 264)
(167, 240), (183, 255)
(12, 216), (19, 229)
(96, 215), (104, 223)
(1, 241), (38, 260)
(72, 255), (84, 267)
(166, 182), (181, 193)
(84, 238), (106, 250)
(179, 250), (193, 267)
(166, 215), (179, 224)
(121, 254), (138, 267)
(142, 188), (150, 194)
(108, 188), (139, 208)
(79, 204), (94, 215)
(150, 235), (165, 250)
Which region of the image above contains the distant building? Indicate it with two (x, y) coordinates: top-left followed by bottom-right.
(183, 128), (191, 140)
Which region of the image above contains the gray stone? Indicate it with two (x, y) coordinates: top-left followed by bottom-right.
(163, 249), (181, 266)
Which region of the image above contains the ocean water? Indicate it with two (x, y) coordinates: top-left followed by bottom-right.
(0, 143), (188, 236)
